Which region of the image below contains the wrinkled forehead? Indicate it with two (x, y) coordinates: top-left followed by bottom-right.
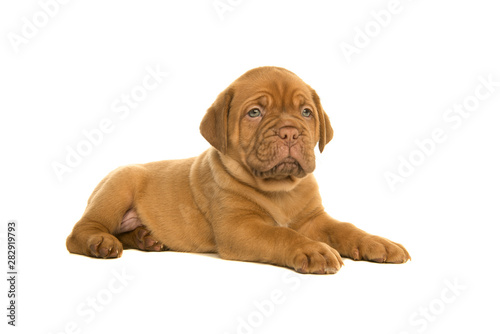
(231, 70), (314, 112)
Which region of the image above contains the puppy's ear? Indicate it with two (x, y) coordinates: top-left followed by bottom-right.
(311, 89), (334, 153)
(200, 87), (234, 154)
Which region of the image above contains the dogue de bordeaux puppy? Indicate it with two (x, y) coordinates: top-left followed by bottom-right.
(66, 66), (410, 274)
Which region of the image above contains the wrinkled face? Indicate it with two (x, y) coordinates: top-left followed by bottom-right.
(229, 73), (319, 180)
(200, 67), (333, 183)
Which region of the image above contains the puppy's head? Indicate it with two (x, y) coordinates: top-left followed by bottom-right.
(200, 66), (333, 183)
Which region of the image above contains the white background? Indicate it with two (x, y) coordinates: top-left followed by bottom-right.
(1, 0), (499, 333)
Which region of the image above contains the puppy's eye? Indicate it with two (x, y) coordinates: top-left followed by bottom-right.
(301, 108), (312, 117)
(248, 108), (262, 118)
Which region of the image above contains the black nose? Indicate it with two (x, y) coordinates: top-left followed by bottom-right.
(278, 126), (299, 144)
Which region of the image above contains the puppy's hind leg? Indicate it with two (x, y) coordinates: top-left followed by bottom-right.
(116, 223), (168, 252)
(66, 166), (146, 259)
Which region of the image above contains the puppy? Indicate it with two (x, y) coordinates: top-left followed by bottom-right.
(66, 66), (410, 274)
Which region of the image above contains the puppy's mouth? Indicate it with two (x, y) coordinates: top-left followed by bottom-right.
(252, 157), (305, 179)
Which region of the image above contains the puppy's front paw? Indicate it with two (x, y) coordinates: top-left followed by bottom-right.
(87, 234), (123, 259)
(349, 235), (410, 264)
(291, 241), (343, 274)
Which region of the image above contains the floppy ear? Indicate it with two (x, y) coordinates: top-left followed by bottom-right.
(199, 87), (234, 154)
(311, 89), (333, 153)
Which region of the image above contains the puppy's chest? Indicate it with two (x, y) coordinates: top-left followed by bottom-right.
(260, 196), (306, 228)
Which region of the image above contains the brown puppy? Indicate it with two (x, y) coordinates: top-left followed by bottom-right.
(66, 66), (410, 274)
